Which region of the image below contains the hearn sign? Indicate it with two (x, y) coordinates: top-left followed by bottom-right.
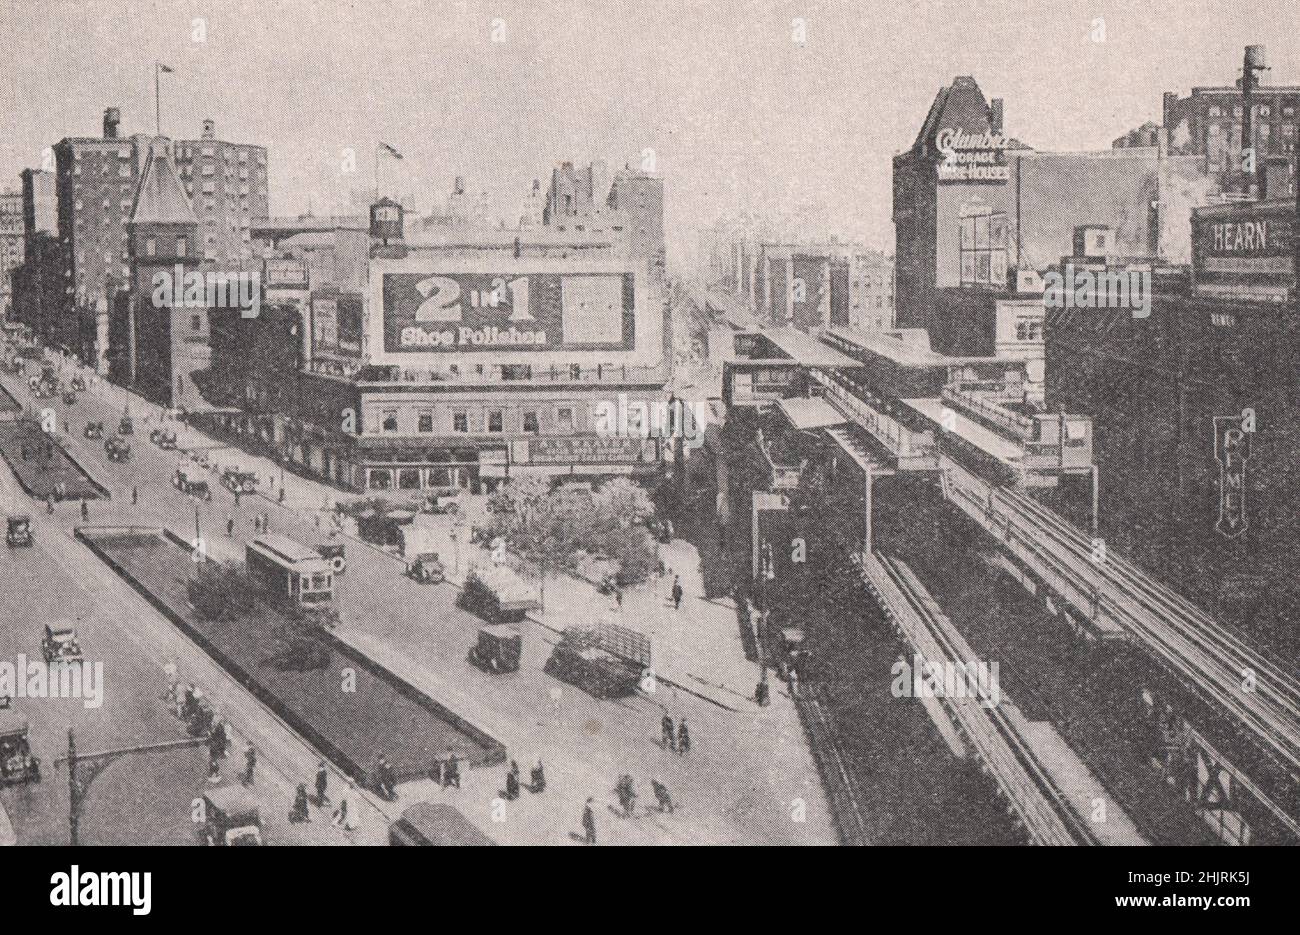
(382, 271), (634, 353)
(936, 127), (1009, 184)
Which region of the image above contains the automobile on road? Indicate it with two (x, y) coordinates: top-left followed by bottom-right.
(0, 712), (41, 786)
(173, 470), (211, 500)
(5, 515), (33, 548)
(200, 787), (263, 846)
(41, 623), (83, 666)
(104, 437), (130, 462)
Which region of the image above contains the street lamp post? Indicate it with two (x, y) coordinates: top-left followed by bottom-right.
(57, 726), (207, 845)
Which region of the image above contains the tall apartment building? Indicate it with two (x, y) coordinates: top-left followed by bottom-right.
(848, 251), (895, 331)
(50, 108), (267, 366)
(0, 191), (22, 317)
(172, 118), (269, 266)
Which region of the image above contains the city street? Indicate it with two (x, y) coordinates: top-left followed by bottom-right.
(0, 358), (836, 845)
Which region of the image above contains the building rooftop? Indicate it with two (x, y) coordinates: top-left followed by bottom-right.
(128, 139), (197, 226)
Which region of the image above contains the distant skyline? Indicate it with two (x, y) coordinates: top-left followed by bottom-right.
(2, 0), (1298, 267)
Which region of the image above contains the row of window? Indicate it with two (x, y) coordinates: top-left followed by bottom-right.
(375, 405), (579, 436)
(1207, 103), (1297, 119)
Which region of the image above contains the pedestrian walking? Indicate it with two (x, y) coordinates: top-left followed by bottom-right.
(253, 513), (262, 534)
(233, 490), (241, 509)
(46, 496), (54, 515)
(443, 747), (461, 789)
(209, 718), (228, 759)
(671, 575), (683, 610)
(79, 499), (88, 522)
(582, 798), (597, 845)
(375, 754), (397, 800)
(207, 751), (221, 785)
(242, 743), (257, 786)
(278, 487), (285, 504)
(755, 674), (770, 707)
(529, 759), (545, 793)
(615, 774), (637, 817)
(504, 760), (520, 800)
(226, 515), (235, 537)
(651, 779), (674, 813)
(676, 720), (691, 755)
(661, 713), (675, 750)
(261, 512), (270, 534)
(289, 783), (311, 823)
(314, 761), (330, 807)
(131, 485), (138, 505)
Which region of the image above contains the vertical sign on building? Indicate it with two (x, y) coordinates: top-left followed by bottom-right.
(1213, 415), (1250, 538)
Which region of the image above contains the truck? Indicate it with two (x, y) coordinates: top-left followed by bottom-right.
(456, 566), (539, 624)
(173, 469), (211, 500)
(544, 622), (650, 699)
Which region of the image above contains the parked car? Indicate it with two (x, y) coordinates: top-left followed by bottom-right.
(0, 712), (41, 786)
(118, 415), (133, 435)
(221, 469), (259, 494)
(41, 623), (82, 666)
(84, 421), (103, 439)
(150, 428), (177, 450)
(407, 552), (445, 584)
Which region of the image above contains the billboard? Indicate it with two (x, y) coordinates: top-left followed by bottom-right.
(1192, 205), (1295, 303)
(312, 292), (362, 358)
(381, 272), (634, 353)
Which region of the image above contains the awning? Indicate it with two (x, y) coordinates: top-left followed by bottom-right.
(777, 396), (848, 431)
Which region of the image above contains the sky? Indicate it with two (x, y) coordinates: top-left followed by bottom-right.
(2, 0), (1299, 267)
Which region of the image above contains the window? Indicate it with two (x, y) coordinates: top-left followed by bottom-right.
(176, 235), (188, 257)
(453, 410), (468, 433)
(959, 210), (1008, 288)
(487, 409), (504, 433)
(417, 410), (433, 433)
(556, 407), (574, 431)
(145, 236), (156, 257)
(523, 411), (539, 434)
(190, 313), (201, 331)
(570, 363), (582, 380)
(1208, 106), (1222, 117)
(382, 410), (398, 433)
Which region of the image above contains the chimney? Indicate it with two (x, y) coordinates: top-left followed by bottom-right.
(989, 98), (1004, 134)
(103, 108), (120, 139)
(202, 119), (215, 140)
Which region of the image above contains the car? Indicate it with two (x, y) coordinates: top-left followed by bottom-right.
(407, 552), (445, 584)
(149, 429), (177, 450)
(84, 421), (103, 439)
(62, 391), (77, 405)
(41, 623), (82, 666)
(221, 469), (259, 494)
(0, 712), (41, 786)
(70, 376), (86, 392)
(173, 470), (211, 500)
(199, 787), (263, 846)
(5, 516), (33, 548)
(118, 416), (133, 435)
(104, 437), (130, 462)
(468, 624), (522, 673)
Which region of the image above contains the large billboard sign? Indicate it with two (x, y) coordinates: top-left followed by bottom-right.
(312, 292), (363, 358)
(1192, 205), (1295, 303)
(382, 272), (634, 353)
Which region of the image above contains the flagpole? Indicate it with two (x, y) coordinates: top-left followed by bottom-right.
(155, 63), (160, 136)
(375, 143), (381, 201)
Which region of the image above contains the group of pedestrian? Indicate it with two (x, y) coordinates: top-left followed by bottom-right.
(660, 713), (691, 754)
(581, 773), (675, 844)
(252, 511), (270, 534)
(433, 747), (461, 788)
(501, 758), (546, 801)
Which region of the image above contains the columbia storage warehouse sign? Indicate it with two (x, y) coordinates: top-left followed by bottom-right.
(382, 272), (635, 352)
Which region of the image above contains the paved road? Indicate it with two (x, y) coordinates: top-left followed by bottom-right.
(0, 358), (388, 845)
(1, 352), (837, 844)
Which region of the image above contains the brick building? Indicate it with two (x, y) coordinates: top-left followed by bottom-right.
(1114, 46), (1299, 201)
(0, 191), (22, 317)
(46, 108), (266, 368)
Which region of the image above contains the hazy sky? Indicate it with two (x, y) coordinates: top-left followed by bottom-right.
(2, 0), (1298, 264)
